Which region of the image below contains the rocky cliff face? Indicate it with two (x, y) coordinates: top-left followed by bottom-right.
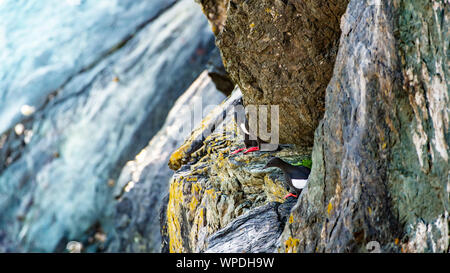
(279, 0), (449, 253)
(163, 0), (448, 253)
(1, 0), (447, 253)
(0, 0), (216, 252)
(107, 71), (226, 253)
(196, 0), (229, 35)
(214, 0), (348, 145)
(161, 88), (312, 252)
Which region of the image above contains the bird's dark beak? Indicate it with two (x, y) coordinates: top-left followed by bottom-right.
(262, 164), (268, 170)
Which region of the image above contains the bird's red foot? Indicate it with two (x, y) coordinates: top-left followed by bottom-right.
(284, 193), (298, 199)
(231, 148), (246, 155)
(243, 146), (259, 154)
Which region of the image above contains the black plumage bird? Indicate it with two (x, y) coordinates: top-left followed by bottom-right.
(262, 157), (311, 198)
(231, 112), (278, 154)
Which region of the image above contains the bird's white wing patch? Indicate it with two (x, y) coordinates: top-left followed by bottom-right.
(240, 123), (250, 135)
(292, 179), (308, 190)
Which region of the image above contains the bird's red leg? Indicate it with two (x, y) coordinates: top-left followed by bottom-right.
(243, 146), (259, 154)
(231, 147), (246, 155)
(284, 193), (298, 199)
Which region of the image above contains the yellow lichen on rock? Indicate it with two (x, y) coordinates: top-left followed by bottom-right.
(168, 94), (230, 171)
(189, 182), (202, 215)
(189, 195), (199, 214)
(167, 178), (185, 253)
(327, 201), (333, 215)
(168, 141), (190, 170)
(283, 237), (300, 253)
(205, 188), (217, 200)
(164, 91), (313, 252)
(264, 175), (287, 202)
(288, 215), (294, 224)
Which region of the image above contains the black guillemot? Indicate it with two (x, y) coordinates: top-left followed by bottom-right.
(231, 116), (278, 154)
(262, 157), (311, 198)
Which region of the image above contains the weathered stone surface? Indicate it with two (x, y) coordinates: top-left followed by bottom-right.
(0, 0), (176, 136)
(167, 87), (243, 171)
(206, 48), (235, 96)
(196, 0), (229, 35)
(2, 0), (446, 254)
(0, 0), (215, 252)
(215, 0), (349, 145)
(205, 200), (296, 253)
(162, 88), (312, 253)
(279, 0), (449, 253)
(107, 71), (226, 253)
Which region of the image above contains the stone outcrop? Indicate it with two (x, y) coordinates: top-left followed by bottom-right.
(279, 0), (449, 253)
(213, 0), (349, 145)
(206, 48), (235, 96)
(107, 71), (226, 253)
(196, 0), (229, 35)
(161, 88), (312, 253)
(0, 0), (215, 252)
(0, 0), (176, 136)
(165, 0), (448, 254)
(204, 200), (296, 253)
(1, 0), (447, 254)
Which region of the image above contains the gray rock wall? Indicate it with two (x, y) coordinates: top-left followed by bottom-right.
(165, 0), (448, 254)
(0, 0), (215, 252)
(279, 0), (449, 253)
(0, 0), (176, 135)
(161, 87), (312, 253)
(215, 0), (349, 145)
(108, 71), (226, 253)
(205, 200), (296, 253)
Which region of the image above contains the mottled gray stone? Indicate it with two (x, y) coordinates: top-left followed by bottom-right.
(206, 48), (235, 96)
(107, 71), (226, 253)
(205, 200), (295, 253)
(215, 0), (349, 145)
(160, 86), (312, 253)
(0, 0), (177, 135)
(279, 0), (449, 253)
(0, 0), (215, 252)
